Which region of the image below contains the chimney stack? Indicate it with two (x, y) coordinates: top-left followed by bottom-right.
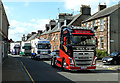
(98, 3), (106, 11)
(45, 24), (49, 31)
(49, 20), (56, 30)
(31, 32), (36, 35)
(37, 30), (42, 35)
(22, 34), (25, 41)
(80, 5), (91, 15)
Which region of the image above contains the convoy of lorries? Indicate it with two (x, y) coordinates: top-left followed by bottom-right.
(10, 26), (98, 71)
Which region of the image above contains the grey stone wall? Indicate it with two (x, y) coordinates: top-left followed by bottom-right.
(0, 1), (9, 61)
(110, 7), (120, 53)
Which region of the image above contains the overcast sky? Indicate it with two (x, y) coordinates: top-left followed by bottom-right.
(2, 0), (120, 41)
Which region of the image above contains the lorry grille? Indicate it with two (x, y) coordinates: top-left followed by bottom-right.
(73, 52), (94, 67)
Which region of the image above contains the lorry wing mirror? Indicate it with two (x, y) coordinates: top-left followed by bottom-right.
(64, 37), (66, 46)
(22, 46), (24, 49)
(95, 37), (98, 46)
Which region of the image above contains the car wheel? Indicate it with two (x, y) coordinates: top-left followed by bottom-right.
(113, 60), (117, 65)
(62, 59), (67, 71)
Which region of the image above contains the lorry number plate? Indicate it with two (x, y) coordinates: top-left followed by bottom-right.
(81, 66), (87, 69)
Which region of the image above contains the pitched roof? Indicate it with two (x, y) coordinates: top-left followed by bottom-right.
(83, 3), (120, 22)
(27, 34), (37, 41)
(68, 13), (82, 25)
(41, 13), (82, 36)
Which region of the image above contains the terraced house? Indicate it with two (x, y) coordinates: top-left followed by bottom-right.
(0, 1), (10, 61)
(40, 5), (92, 51)
(82, 3), (120, 54)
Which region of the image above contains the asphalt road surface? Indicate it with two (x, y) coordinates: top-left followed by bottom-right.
(13, 55), (120, 83)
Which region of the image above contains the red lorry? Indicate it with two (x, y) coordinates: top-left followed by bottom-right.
(51, 26), (97, 70)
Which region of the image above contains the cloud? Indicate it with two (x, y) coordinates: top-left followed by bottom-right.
(64, 0), (120, 14)
(9, 19), (49, 41)
(3, 0), (65, 2)
(24, 2), (29, 7)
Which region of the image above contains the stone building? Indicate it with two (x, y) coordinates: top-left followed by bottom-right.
(0, 1), (10, 61)
(82, 3), (120, 54)
(40, 5), (91, 51)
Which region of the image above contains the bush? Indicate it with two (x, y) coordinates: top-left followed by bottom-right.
(96, 49), (108, 58)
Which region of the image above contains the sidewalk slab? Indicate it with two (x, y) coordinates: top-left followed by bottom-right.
(2, 55), (30, 82)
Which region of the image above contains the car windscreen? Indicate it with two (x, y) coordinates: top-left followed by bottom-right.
(109, 52), (119, 56)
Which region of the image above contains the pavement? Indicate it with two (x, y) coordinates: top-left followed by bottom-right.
(2, 55), (30, 82)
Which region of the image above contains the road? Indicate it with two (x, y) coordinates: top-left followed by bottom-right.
(12, 55), (120, 82)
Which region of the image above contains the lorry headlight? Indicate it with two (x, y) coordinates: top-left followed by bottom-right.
(48, 51), (51, 54)
(69, 57), (74, 64)
(107, 58), (113, 61)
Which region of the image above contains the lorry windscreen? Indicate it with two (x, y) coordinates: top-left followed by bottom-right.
(24, 46), (31, 50)
(38, 44), (50, 49)
(71, 36), (96, 45)
(14, 47), (20, 49)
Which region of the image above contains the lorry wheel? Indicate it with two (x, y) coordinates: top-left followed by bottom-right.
(62, 59), (67, 71)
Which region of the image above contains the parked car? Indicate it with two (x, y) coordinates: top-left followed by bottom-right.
(50, 50), (59, 67)
(102, 52), (120, 64)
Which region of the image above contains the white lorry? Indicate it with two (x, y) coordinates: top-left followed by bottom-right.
(31, 38), (51, 59)
(21, 41), (32, 56)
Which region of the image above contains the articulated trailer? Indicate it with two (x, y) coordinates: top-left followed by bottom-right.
(51, 26), (97, 70)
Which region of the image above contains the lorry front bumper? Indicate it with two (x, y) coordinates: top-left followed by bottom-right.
(66, 65), (96, 70)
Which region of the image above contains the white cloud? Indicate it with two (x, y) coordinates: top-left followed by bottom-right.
(3, 0), (65, 2)
(9, 19), (49, 41)
(64, 0), (120, 14)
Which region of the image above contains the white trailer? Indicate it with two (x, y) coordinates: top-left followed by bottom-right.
(10, 42), (21, 55)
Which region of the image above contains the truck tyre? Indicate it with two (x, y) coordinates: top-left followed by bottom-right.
(62, 58), (67, 71)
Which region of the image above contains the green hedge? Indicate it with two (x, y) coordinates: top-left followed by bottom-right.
(96, 49), (108, 58)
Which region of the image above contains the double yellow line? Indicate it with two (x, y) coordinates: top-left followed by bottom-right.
(21, 61), (35, 83)
(108, 66), (120, 70)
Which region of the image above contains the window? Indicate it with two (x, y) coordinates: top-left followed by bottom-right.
(52, 34), (55, 41)
(100, 37), (104, 49)
(56, 45), (58, 50)
(56, 34), (58, 40)
(100, 19), (104, 31)
(93, 21), (96, 27)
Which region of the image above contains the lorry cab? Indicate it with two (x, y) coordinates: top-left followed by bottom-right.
(32, 39), (51, 59)
(51, 26), (97, 70)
